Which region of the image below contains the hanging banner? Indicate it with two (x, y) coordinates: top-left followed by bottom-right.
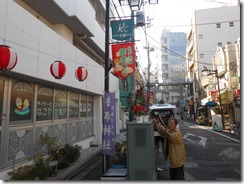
(111, 42), (135, 79)
(111, 19), (134, 41)
(102, 92), (116, 156)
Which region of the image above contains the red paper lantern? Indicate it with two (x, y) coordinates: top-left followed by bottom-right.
(75, 66), (88, 81)
(0, 45), (18, 71)
(50, 60), (66, 79)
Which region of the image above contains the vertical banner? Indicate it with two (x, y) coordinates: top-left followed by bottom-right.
(111, 42), (135, 79)
(102, 92), (116, 156)
(147, 91), (154, 106)
(111, 19), (134, 41)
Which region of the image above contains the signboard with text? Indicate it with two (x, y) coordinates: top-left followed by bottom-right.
(111, 42), (135, 79)
(111, 19), (134, 41)
(102, 92), (116, 156)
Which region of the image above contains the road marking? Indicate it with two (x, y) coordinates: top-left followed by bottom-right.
(218, 147), (240, 159)
(183, 121), (240, 143)
(183, 133), (207, 147)
(234, 169), (240, 174)
(198, 136), (207, 147)
(185, 171), (196, 180)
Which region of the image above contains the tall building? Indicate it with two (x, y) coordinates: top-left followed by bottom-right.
(0, 0), (120, 178)
(160, 29), (187, 104)
(186, 5), (240, 115)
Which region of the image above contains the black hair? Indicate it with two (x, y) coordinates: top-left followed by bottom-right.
(168, 117), (178, 126)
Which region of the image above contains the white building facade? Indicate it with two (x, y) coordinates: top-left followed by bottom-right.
(0, 0), (120, 177)
(186, 5), (240, 115)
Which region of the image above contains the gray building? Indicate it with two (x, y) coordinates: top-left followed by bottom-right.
(159, 29), (187, 104)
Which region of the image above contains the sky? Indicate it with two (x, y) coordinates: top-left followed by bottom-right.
(124, 0), (241, 72)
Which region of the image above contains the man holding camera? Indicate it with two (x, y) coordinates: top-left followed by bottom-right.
(153, 117), (186, 180)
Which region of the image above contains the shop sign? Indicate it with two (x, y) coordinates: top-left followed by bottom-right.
(102, 92), (116, 156)
(234, 89), (240, 98)
(210, 90), (219, 102)
(111, 42), (135, 79)
(147, 91), (154, 106)
(111, 19), (134, 41)
(230, 76), (238, 89)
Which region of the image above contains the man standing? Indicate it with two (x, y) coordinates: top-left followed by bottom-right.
(153, 117), (186, 180)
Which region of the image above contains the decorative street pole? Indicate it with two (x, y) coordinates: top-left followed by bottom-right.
(202, 67), (224, 129)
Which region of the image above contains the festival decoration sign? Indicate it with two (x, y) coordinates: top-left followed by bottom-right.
(111, 19), (134, 41)
(111, 42), (135, 79)
(102, 92), (116, 156)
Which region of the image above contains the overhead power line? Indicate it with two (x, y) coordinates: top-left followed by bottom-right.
(144, 30), (233, 67)
(152, 19), (240, 28)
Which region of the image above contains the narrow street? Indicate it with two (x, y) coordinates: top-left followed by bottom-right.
(66, 119), (241, 181)
(168, 119), (240, 180)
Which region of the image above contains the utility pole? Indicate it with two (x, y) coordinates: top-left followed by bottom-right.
(143, 42), (154, 105)
(147, 41), (151, 105)
(104, 0), (110, 173)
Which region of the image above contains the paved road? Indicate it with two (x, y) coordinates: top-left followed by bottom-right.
(174, 120), (240, 180)
(66, 119), (241, 181)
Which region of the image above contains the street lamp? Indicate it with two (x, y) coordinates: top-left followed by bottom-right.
(202, 66), (224, 129)
(128, 0), (142, 11)
(119, 0), (130, 6)
(149, 0), (159, 4)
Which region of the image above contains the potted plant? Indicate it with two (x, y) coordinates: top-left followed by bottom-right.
(112, 141), (127, 168)
(132, 104), (147, 123)
(57, 144), (82, 169)
(8, 154), (51, 180)
(39, 134), (60, 175)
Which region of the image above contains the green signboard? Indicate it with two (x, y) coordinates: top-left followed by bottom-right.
(111, 19), (134, 41)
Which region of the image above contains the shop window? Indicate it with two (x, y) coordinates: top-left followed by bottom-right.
(80, 94), (87, 118)
(10, 81), (34, 123)
(69, 92), (79, 118)
(87, 95), (94, 118)
(54, 89), (67, 119)
(36, 86), (53, 121)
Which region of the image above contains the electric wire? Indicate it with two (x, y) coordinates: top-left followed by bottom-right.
(152, 19), (240, 28)
(144, 30), (233, 67)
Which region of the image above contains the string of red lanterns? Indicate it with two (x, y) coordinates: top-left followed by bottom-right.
(50, 60), (66, 79)
(75, 66), (88, 81)
(0, 45), (18, 71)
(0, 45), (88, 81)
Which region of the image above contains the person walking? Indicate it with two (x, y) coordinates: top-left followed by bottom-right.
(153, 117), (186, 180)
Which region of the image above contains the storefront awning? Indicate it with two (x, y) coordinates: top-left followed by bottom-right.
(205, 101), (217, 107)
(201, 96), (211, 106)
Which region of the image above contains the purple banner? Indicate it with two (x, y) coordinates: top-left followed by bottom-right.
(102, 92), (116, 156)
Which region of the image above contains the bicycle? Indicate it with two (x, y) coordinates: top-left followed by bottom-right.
(229, 121), (240, 136)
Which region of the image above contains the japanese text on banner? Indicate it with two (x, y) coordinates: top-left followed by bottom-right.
(102, 92), (116, 156)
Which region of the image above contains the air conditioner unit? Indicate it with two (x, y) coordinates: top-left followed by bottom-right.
(136, 11), (145, 27)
